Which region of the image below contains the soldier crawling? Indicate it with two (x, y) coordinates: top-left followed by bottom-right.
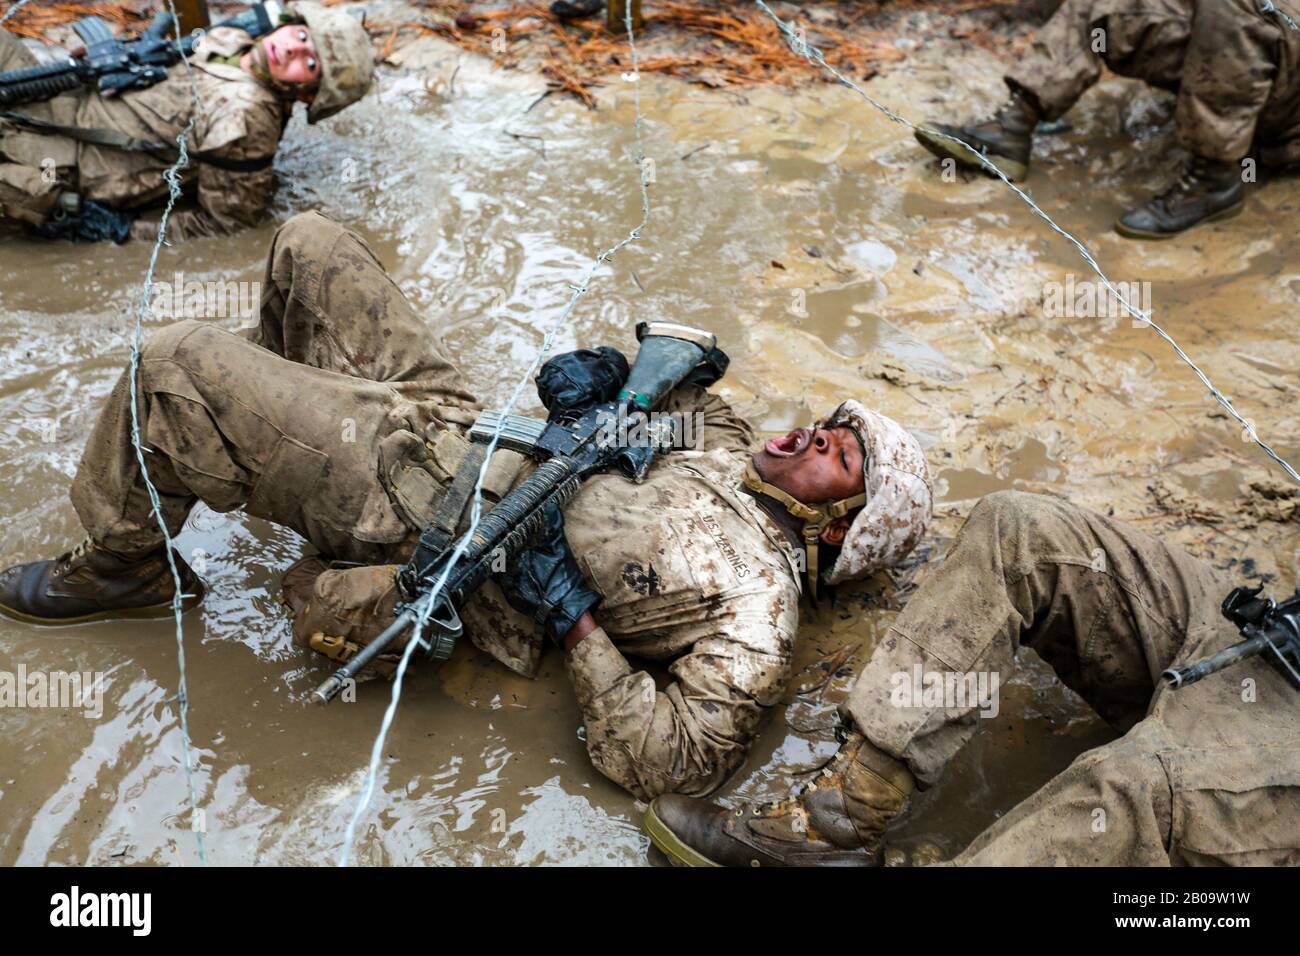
(914, 0), (1300, 239)
(0, 212), (933, 801)
(0, 2), (374, 242)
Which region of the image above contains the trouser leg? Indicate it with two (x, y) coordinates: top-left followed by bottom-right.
(0, 161), (59, 228)
(841, 490), (1231, 786)
(946, 719), (1176, 865)
(949, 600), (1300, 866)
(248, 211), (479, 416)
(70, 320), (412, 562)
(1005, 0), (1194, 120)
(1174, 0), (1285, 162)
(69, 212), (487, 561)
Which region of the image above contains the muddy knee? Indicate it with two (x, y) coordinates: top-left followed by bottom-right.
(138, 319), (209, 368)
(962, 490), (1051, 545)
(959, 491), (1086, 577)
(269, 211), (377, 281)
(273, 210), (349, 254)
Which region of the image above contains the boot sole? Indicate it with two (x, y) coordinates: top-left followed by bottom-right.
(643, 803), (721, 867)
(0, 586), (204, 627)
(914, 128), (1028, 182)
(1113, 198), (1245, 240)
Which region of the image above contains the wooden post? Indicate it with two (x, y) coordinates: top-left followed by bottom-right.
(607, 0), (644, 32)
(172, 0), (211, 36)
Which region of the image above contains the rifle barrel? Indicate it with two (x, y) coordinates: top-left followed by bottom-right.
(310, 608), (418, 704)
(1161, 633), (1272, 688)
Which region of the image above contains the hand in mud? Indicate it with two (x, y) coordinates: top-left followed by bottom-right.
(493, 501), (600, 645)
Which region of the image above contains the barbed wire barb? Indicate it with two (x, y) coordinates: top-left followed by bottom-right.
(124, 0), (210, 865)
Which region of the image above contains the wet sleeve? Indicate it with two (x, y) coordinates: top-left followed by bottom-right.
(136, 99), (280, 242)
(657, 384), (755, 457)
(565, 623), (790, 801)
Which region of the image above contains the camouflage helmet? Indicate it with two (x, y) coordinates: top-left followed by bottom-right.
(817, 400), (932, 584)
(288, 1), (374, 123)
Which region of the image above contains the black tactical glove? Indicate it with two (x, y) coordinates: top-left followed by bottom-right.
(535, 346), (630, 419)
(34, 198), (133, 244)
(494, 501), (601, 644)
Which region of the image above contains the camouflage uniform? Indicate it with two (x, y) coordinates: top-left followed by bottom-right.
(845, 491), (1300, 864)
(0, 26), (285, 240)
(69, 212), (932, 801)
(1008, 0), (1300, 165)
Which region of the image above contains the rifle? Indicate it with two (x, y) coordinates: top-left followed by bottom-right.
(0, 2), (283, 108)
(1162, 585), (1300, 691)
(310, 322), (730, 704)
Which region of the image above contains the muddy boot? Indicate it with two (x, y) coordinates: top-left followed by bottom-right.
(914, 91), (1040, 182)
(644, 732), (914, 867)
(1114, 156), (1245, 239)
(0, 539), (203, 626)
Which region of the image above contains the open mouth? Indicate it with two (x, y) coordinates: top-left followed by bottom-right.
(267, 42), (280, 66)
(764, 427), (811, 458)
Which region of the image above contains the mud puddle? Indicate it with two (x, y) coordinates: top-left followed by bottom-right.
(2, 18), (1298, 866)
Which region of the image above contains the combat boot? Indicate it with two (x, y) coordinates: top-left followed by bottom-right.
(0, 539), (203, 625)
(1114, 155), (1245, 239)
(914, 91), (1040, 181)
(644, 732), (914, 867)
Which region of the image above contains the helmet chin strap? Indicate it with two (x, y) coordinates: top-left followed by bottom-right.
(742, 463), (866, 603)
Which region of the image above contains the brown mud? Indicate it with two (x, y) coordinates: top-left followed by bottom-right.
(1, 2), (1298, 865)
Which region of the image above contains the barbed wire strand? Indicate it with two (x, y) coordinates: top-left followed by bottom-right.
(2, 0), (209, 867)
(336, 2), (653, 867)
(0, 0), (36, 26)
(1262, 1), (1300, 32)
(754, 0), (1300, 484)
(124, 0), (209, 865)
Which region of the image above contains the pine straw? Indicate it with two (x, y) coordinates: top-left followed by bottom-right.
(0, 1), (156, 38)
(381, 1), (1015, 107)
(1, 0), (1022, 107)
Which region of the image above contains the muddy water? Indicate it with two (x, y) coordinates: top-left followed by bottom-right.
(2, 24), (1298, 866)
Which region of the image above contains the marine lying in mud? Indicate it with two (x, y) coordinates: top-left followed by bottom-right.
(914, 0), (1300, 239)
(646, 491), (1300, 866)
(0, 212), (934, 802)
(0, 2), (373, 243)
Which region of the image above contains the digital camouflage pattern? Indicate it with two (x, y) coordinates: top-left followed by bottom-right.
(0, 27), (286, 240)
(820, 399), (933, 586)
(1007, 0), (1300, 166)
(67, 212), (928, 802)
(844, 491), (1300, 865)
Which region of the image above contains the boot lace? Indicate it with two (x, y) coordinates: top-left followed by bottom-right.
(1155, 156), (1217, 203)
(51, 539), (94, 577)
(66, 539), (94, 561)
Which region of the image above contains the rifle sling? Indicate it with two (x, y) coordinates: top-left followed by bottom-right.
(0, 110), (274, 173)
(411, 442), (489, 573)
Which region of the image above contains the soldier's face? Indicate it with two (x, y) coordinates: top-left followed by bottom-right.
(258, 24), (322, 89)
(753, 425), (865, 505)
